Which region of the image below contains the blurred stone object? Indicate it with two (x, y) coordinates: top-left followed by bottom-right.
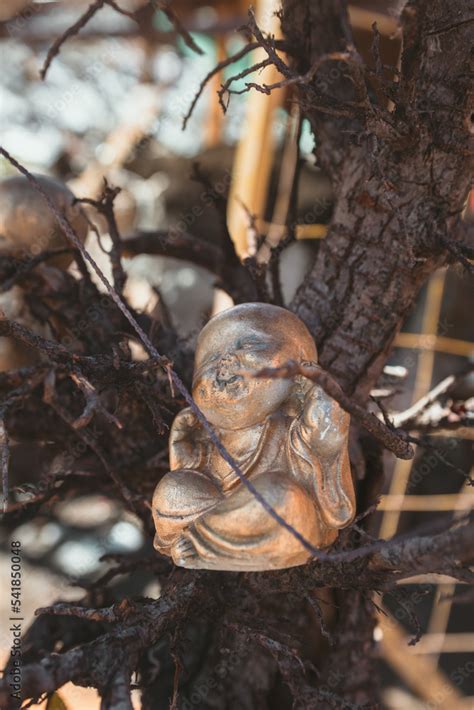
(56, 495), (118, 528)
(0, 174), (88, 370)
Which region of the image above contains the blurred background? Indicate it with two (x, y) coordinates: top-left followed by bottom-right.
(0, 0), (472, 708)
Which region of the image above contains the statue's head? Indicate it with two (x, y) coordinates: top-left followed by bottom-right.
(0, 174), (88, 269)
(193, 303), (317, 430)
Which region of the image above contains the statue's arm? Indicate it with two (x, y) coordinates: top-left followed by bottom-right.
(296, 384), (356, 528)
(169, 408), (207, 471)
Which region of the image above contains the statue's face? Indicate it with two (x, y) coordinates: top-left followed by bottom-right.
(192, 304), (316, 431)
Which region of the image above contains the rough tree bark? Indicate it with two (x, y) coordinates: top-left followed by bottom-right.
(283, 0), (474, 398)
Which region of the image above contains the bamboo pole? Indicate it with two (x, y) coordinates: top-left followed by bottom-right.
(378, 493), (474, 512)
(226, 0), (286, 258)
(378, 615), (466, 708)
(394, 332), (474, 358)
(380, 269), (447, 539)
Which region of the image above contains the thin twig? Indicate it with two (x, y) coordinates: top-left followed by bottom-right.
(218, 58), (273, 112)
(182, 41), (271, 129)
(391, 375), (456, 429)
(40, 0), (107, 80)
(40, 0), (199, 81)
(70, 370), (123, 430)
(76, 181), (127, 293)
(43, 369), (137, 510)
(151, 0), (203, 56)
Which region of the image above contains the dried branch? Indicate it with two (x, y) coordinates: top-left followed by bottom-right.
(182, 39), (288, 129)
(40, 0), (201, 81)
(254, 360), (415, 459)
(76, 181), (128, 293)
(151, 0), (203, 56)
(183, 6), (362, 127)
(1, 519), (473, 707)
(43, 369), (137, 510)
(217, 57), (274, 112)
(120, 229), (225, 273)
(392, 375), (456, 429)
(40, 0), (108, 80)
(0, 577), (201, 709)
(69, 370), (123, 430)
(224, 50), (365, 108)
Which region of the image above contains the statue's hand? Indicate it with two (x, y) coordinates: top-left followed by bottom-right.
(301, 383), (349, 457)
(296, 381), (355, 529)
(169, 407), (207, 470)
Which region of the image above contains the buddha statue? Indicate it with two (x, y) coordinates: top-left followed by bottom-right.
(152, 303), (355, 571)
(0, 174), (88, 370)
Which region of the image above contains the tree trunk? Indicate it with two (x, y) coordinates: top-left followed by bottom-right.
(282, 0), (473, 399)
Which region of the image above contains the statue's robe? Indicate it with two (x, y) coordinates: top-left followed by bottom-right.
(152, 406), (355, 571)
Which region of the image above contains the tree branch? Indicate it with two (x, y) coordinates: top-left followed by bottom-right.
(255, 360), (414, 459)
(1, 520), (472, 708)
